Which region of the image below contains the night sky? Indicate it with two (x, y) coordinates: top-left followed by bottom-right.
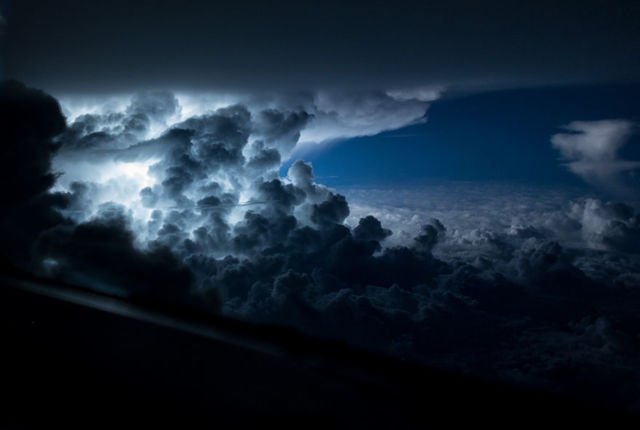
(3, 0), (640, 92)
(2, 0), (640, 413)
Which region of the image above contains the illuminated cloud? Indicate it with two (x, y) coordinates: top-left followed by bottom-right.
(297, 90), (432, 144)
(551, 119), (639, 192)
(386, 86), (444, 102)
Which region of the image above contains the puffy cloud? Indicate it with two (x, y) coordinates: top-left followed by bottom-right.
(414, 219), (446, 252)
(572, 199), (640, 253)
(61, 88), (436, 150)
(551, 119), (639, 192)
(353, 215), (392, 244)
(252, 109), (312, 155)
(311, 193), (350, 227)
(127, 91), (180, 124)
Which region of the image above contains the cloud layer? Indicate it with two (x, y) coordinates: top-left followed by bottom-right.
(2, 81), (640, 411)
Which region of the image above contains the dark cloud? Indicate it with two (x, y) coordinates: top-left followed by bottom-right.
(311, 193), (350, 227)
(0, 80), (68, 267)
(414, 219), (446, 253)
(245, 142), (281, 171)
(253, 109), (311, 154)
(353, 215), (392, 244)
(38, 207), (195, 302)
(0, 80), (65, 209)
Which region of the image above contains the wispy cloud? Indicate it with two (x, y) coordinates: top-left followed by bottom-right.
(551, 119), (639, 192)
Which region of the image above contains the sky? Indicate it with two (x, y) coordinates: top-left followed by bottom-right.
(2, 0), (640, 413)
(292, 84), (640, 189)
(2, 0), (640, 92)
(4, 0), (639, 191)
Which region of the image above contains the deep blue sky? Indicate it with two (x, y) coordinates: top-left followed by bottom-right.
(284, 85), (640, 189)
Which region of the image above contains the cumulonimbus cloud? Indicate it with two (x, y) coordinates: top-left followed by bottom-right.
(3, 81), (640, 410)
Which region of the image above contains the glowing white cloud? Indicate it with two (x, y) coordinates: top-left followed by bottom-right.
(551, 119), (639, 192)
(297, 90), (433, 145)
(53, 158), (157, 190)
(50, 88), (440, 249)
(174, 93), (241, 120)
(52, 157), (159, 226)
(57, 94), (132, 124)
(107, 160), (157, 189)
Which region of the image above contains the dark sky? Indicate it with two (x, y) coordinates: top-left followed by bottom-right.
(2, 0), (640, 93)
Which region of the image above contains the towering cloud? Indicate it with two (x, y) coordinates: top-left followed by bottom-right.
(2, 82), (640, 411)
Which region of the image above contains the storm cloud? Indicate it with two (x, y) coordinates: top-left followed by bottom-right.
(2, 82), (640, 411)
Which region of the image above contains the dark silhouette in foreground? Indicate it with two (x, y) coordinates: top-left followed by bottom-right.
(0, 268), (637, 428)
